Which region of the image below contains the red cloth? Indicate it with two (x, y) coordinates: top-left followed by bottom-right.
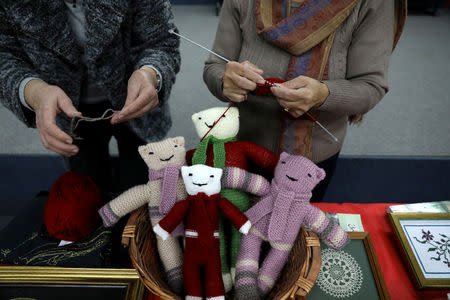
(314, 203), (450, 300)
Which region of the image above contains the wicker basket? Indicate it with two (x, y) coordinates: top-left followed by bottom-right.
(122, 206), (321, 299)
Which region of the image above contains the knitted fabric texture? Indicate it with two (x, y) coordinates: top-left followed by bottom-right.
(98, 137), (187, 294)
(155, 164), (250, 299)
(235, 152), (350, 299)
(187, 107), (279, 286)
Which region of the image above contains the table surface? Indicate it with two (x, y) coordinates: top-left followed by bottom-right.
(146, 203), (450, 300)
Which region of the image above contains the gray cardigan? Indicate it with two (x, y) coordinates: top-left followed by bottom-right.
(204, 0), (394, 163)
(0, 0), (180, 142)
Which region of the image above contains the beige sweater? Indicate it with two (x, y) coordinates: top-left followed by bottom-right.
(203, 0), (395, 163)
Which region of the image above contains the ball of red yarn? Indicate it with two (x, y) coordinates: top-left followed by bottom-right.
(44, 171), (103, 242)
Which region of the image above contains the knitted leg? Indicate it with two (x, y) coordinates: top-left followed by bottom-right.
(156, 236), (184, 295)
(257, 244), (293, 298)
(234, 232), (262, 300)
(205, 245), (225, 300)
(183, 247), (202, 299)
(221, 188), (250, 281)
(218, 216), (232, 292)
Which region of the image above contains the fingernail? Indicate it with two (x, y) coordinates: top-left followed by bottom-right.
(72, 148), (78, 153)
(66, 140), (72, 144)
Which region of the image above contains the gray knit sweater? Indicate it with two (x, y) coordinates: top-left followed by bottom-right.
(204, 0), (395, 163)
(0, 0), (180, 142)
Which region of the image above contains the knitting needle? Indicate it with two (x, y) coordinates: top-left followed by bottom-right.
(169, 30), (339, 142)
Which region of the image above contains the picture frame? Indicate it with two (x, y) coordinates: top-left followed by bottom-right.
(0, 266), (144, 300)
(306, 232), (389, 300)
(389, 212), (450, 288)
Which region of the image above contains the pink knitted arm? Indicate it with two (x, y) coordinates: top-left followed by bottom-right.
(305, 205), (350, 250)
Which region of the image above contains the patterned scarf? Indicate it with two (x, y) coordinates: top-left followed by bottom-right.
(255, 0), (359, 157)
(191, 135), (237, 167)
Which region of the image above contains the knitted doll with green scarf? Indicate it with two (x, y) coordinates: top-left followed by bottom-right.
(186, 106), (279, 290)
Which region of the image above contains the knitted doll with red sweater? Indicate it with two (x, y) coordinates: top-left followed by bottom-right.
(235, 153), (350, 299)
(98, 137), (187, 294)
(154, 164), (261, 300)
(186, 106), (279, 289)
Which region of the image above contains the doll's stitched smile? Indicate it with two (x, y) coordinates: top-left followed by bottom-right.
(193, 182), (207, 187)
(286, 175), (298, 182)
(205, 121), (216, 129)
(160, 155), (174, 162)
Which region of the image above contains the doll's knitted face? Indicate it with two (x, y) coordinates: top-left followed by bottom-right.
(181, 164), (222, 196)
(274, 152), (326, 194)
(191, 107), (239, 139)
(138, 137), (186, 170)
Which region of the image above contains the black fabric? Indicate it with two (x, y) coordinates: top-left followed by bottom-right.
(310, 152), (340, 202)
(0, 192), (116, 267)
(65, 102), (148, 198)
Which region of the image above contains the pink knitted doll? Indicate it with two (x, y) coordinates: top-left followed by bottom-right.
(235, 152), (350, 299)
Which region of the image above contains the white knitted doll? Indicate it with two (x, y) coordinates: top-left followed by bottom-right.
(99, 136), (187, 294)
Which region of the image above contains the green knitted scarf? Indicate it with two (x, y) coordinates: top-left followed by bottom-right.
(191, 135), (236, 167)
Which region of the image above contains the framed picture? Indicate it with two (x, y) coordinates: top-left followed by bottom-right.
(0, 266), (144, 300)
(389, 212), (450, 288)
(307, 232), (389, 300)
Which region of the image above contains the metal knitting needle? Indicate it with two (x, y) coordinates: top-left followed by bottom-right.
(169, 29), (230, 63)
(169, 30), (339, 142)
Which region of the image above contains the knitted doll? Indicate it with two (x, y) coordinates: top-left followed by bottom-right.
(153, 164), (254, 300)
(186, 106), (279, 289)
(98, 137), (187, 294)
(235, 152), (350, 300)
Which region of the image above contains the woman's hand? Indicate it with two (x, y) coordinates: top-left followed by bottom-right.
(222, 61), (266, 102)
(24, 80), (82, 156)
(271, 76), (329, 118)
(111, 67), (159, 124)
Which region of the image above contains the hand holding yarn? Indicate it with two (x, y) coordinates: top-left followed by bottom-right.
(222, 61), (266, 102)
(111, 67), (159, 124)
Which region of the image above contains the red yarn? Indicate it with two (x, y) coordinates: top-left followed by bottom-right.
(254, 78), (286, 96)
(44, 171), (103, 241)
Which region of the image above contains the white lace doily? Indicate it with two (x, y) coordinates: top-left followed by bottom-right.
(316, 248), (363, 298)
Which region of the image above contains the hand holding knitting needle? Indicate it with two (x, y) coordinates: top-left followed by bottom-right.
(271, 75), (330, 118)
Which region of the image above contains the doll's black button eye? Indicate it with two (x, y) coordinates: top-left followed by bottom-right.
(174, 145), (178, 147)
(281, 161), (286, 164)
(198, 117), (202, 120)
(149, 151), (154, 155)
(188, 173), (193, 176)
(210, 175), (214, 178)
(307, 173), (312, 178)
(222, 114), (226, 117)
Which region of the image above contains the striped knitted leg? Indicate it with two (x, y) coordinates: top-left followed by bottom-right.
(156, 235), (184, 294)
(257, 243), (293, 297)
(234, 232), (262, 300)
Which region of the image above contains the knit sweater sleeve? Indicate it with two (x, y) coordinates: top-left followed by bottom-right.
(203, 0), (242, 102)
(159, 200), (190, 234)
(319, 0), (395, 116)
(130, 0), (181, 106)
(0, 7), (39, 127)
(218, 198), (248, 229)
